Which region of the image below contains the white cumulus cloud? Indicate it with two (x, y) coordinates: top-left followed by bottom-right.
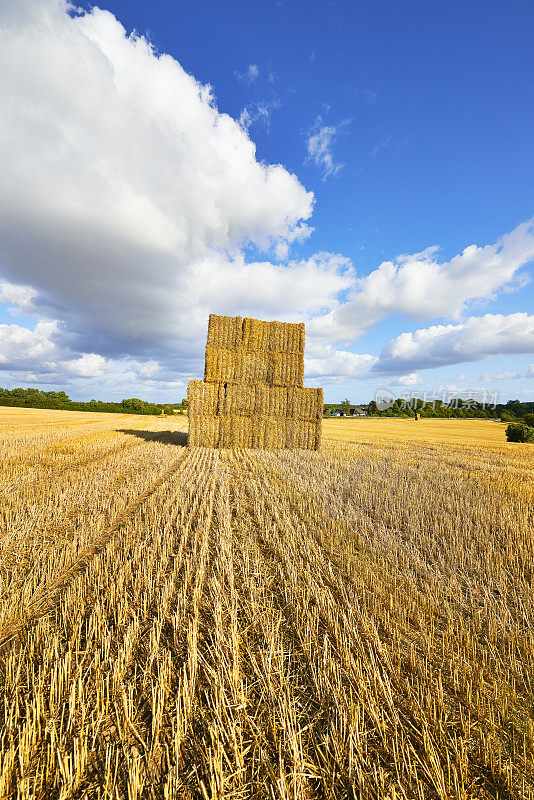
(0, 320), (60, 370)
(310, 220), (534, 341)
(373, 313), (534, 374)
(0, 0), (313, 363)
(304, 339), (377, 382)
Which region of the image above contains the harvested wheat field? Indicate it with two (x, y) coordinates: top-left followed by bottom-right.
(0, 407), (533, 799)
(323, 417), (509, 446)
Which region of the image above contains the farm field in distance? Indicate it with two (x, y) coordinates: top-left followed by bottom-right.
(323, 416), (509, 446)
(0, 407), (533, 799)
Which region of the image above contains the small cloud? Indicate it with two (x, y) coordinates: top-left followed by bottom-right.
(389, 373), (422, 386)
(306, 116), (345, 181)
(61, 353), (110, 377)
(0, 281), (38, 316)
(239, 99), (279, 131)
(479, 371), (522, 381)
(236, 63), (259, 85)
(370, 135), (391, 158)
(527, 364), (534, 378)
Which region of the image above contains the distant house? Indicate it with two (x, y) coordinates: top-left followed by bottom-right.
(326, 405), (367, 418)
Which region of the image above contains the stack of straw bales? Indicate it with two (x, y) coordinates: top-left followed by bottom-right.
(188, 315), (323, 449)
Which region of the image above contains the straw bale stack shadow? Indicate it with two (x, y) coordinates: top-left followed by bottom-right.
(188, 315), (323, 449)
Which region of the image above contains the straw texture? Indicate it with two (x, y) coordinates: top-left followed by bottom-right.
(189, 315), (322, 450)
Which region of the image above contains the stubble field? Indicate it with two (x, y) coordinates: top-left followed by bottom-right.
(0, 407), (533, 799)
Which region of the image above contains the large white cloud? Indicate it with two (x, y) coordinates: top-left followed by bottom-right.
(0, 318), (190, 398)
(373, 313), (534, 374)
(310, 221), (534, 341)
(1, 0), (533, 400)
(0, 320), (60, 371)
(304, 339), (377, 381)
(0, 0), (315, 360)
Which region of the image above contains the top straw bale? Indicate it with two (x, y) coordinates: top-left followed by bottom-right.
(207, 314), (243, 350)
(207, 314), (304, 354)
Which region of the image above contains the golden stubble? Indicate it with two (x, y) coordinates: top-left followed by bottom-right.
(0, 407), (532, 799)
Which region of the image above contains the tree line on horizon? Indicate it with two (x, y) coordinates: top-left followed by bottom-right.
(325, 397), (534, 422)
(1, 386), (532, 423)
(0, 387), (186, 416)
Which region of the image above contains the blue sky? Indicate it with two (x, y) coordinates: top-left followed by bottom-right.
(0, 0), (533, 403)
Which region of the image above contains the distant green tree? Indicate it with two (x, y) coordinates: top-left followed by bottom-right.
(506, 423), (534, 443)
(340, 398), (351, 416)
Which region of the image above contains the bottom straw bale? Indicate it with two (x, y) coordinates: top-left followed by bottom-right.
(219, 416), (233, 448)
(233, 415), (254, 448)
(252, 416), (265, 449)
(189, 411), (321, 450)
(286, 419), (320, 450)
(188, 379), (322, 450)
(264, 416), (289, 450)
(188, 414), (220, 448)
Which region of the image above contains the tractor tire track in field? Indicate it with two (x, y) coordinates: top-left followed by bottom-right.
(1, 421), (151, 494)
(0, 427), (188, 602)
(30, 448), (219, 799)
(0, 447), (220, 800)
(0, 449), (190, 651)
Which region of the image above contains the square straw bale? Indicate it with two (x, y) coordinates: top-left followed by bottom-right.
(187, 380), (223, 416)
(233, 415), (254, 448)
(207, 314), (243, 349)
(284, 418), (317, 450)
(252, 415), (266, 449)
(234, 348), (269, 385)
(206, 314), (223, 348)
(204, 346), (237, 384)
(287, 387), (323, 421)
(218, 415), (233, 448)
(206, 314), (228, 349)
(187, 380), (203, 416)
(188, 414), (220, 448)
(263, 416), (288, 449)
(204, 346), (223, 382)
(242, 317), (269, 351)
(223, 384), (255, 416)
(269, 352), (304, 388)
